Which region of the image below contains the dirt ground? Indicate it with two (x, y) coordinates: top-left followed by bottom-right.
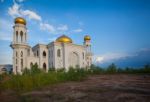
(0, 74), (150, 102)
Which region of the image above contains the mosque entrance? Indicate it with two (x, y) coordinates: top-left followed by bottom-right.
(43, 63), (46, 71)
(68, 52), (79, 68)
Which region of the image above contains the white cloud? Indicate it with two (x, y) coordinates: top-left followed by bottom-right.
(8, 2), (41, 21)
(95, 56), (104, 63)
(7, 2), (67, 35)
(57, 25), (68, 31)
(40, 23), (55, 33)
(73, 28), (83, 33)
(21, 10), (41, 21)
(8, 3), (20, 17)
(7, 1), (82, 36)
(93, 52), (130, 64)
(40, 23), (70, 34)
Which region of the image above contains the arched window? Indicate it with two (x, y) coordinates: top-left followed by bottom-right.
(21, 59), (23, 71)
(25, 33), (26, 42)
(16, 31), (18, 42)
(21, 51), (23, 57)
(16, 51), (18, 57)
(82, 52), (84, 59)
(57, 49), (61, 57)
(30, 62), (33, 68)
(16, 59), (17, 64)
(20, 31), (23, 42)
(43, 51), (46, 57)
(43, 63), (46, 71)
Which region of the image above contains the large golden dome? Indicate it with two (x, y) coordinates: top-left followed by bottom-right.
(56, 35), (73, 43)
(14, 17), (26, 25)
(84, 35), (91, 41)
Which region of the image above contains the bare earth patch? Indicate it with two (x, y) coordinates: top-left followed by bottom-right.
(0, 74), (150, 102)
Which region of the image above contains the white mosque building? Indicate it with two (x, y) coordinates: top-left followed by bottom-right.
(10, 17), (92, 74)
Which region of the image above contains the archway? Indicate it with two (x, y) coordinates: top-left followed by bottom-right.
(30, 62), (33, 68)
(21, 51), (23, 57)
(20, 31), (23, 42)
(57, 49), (61, 57)
(43, 63), (46, 71)
(43, 51), (46, 57)
(68, 52), (79, 68)
(16, 31), (18, 42)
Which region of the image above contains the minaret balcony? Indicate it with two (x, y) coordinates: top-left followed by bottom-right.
(10, 42), (29, 48)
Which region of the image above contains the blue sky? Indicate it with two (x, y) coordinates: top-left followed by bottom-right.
(0, 0), (150, 67)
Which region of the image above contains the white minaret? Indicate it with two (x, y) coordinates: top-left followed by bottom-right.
(10, 17), (29, 74)
(84, 35), (92, 67)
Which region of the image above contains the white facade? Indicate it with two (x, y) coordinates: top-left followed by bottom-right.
(10, 18), (92, 74)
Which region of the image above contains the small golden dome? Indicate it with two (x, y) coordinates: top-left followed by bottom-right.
(14, 17), (26, 25)
(84, 35), (91, 41)
(56, 35), (73, 43)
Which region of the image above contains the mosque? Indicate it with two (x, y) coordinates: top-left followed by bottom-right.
(10, 17), (92, 74)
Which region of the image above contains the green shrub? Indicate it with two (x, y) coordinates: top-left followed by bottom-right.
(0, 67), (88, 92)
(1, 63), (150, 92)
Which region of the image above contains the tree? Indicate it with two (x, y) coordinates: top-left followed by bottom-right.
(107, 63), (117, 74)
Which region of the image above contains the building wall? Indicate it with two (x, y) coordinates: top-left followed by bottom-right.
(51, 42), (87, 70)
(27, 56), (39, 69)
(32, 44), (49, 72)
(65, 43), (86, 70)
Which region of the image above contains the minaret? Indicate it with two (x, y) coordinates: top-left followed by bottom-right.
(10, 17), (29, 74)
(84, 35), (92, 67)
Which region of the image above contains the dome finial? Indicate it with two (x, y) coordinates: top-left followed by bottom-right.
(84, 35), (91, 41)
(14, 17), (26, 25)
(56, 35), (73, 43)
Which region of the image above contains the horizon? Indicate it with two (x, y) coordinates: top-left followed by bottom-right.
(0, 0), (150, 68)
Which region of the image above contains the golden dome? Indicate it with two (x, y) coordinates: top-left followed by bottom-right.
(14, 17), (26, 25)
(56, 35), (73, 43)
(84, 35), (91, 41)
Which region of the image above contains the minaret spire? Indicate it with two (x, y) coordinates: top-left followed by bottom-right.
(10, 17), (29, 74)
(84, 35), (92, 67)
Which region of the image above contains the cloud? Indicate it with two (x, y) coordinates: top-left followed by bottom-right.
(73, 28), (83, 33)
(21, 10), (41, 21)
(40, 23), (55, 33)
(95, 56), (104, 63)
(40, 23), (70, 34)
(8, 1), (69, 35)
(57, 25), (68, 31)
(8, 2), (41, 21)
(8, 3), (20, 17)
(93, 52), (130, 64)
(94, 48), (150, 67)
